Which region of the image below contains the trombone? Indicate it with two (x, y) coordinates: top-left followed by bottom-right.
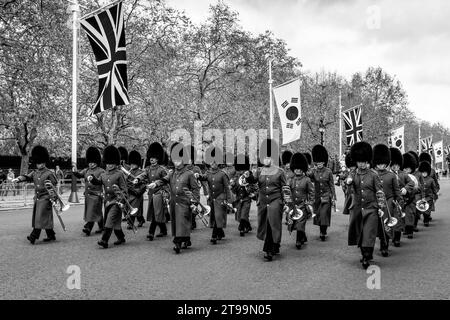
(416, 177), (430, 213)
(182, 187), (211, 227)
(44, 180), (69, 232)
(112, 184), (138, 233)
(376, 190), (398, 233)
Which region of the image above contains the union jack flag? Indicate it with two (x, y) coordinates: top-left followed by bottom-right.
(342, 105), (363, 146)
(80, 1), (129, 115)
(420, 136), (433, 154)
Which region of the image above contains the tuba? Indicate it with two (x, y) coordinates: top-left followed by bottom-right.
(415, 178), (429, 212)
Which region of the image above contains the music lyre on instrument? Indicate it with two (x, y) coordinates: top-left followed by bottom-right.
(44, 180), (69, 232)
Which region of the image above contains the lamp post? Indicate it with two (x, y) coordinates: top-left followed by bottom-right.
(319, 119), (325, 145)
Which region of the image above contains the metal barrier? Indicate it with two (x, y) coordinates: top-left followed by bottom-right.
(0, 179), (86, 209)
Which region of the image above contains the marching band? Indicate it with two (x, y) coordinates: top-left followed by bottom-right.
(12, 138), (443, 269)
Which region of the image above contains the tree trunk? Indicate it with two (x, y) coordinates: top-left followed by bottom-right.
(20, 153), (30, 175)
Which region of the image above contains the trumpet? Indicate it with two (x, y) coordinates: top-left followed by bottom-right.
(112, 184), (138, 233)
(119, 165), (137, 180)
(393, 200), (406, 218)
(44, 180), (69, 231)
(183, 187), (211, 227)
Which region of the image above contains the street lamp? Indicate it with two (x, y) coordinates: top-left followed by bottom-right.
(319, 119), (325, 145)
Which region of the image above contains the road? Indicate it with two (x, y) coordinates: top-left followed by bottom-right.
(1, 180), (449, 300)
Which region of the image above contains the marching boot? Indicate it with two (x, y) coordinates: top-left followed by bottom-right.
(147, 234), (154, 241)
(210, 238), (217, 245)
(27, 236), (36, 245)
(181, 240), (192, 249)
(295, 242), (302, 250)
(393, 231), (401, 247)
(82, 228), (91, 236)
(113, 229), (126, 245)
(173, 242), (181, 254)
(94, 229), (103, 234)
(43, 230), (56, 242)
(240, 231), (245, 237)
(263, 251), (273, 261)
(97, 240), (108, 248)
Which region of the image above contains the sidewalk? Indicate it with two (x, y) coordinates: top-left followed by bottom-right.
(0, 193), (86, 211)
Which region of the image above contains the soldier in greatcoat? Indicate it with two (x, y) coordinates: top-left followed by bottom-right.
(419, 152), (440, 214)
(231, 154), (254, 236)
(126, 150), (146, 229)
(389, 148), (415, 246)
(14, 145), (58, 244)
(88, 145), (128, 249)
(72, 146), (105, 236)
(286, 153), (315, 249)
(346, 142), (385, 269)
(246, 138), (287, 262)
(416, 161), (438, 227)
(133, 142), (168, 240)
(149, 142), (200, 254)
(401, 153), (419, 238)
(372, 144), (401, 257)
(310, 145), (336, 241)
(195, 146), (232, 244)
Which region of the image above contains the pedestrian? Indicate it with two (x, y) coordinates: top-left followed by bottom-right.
(346, 141), (385, 269)
(195, 146), (232, 245)
(88, 145), (128, 249)
(310, 144), (336, 241)
(134, 142), (168, 240)
(55, 165), (64, 194)
(372, 144), (401, 257)
(286, 152), (315, 250)
(12, 146), (58, 244)
(0, 169), (7, 199)
(72, 146), (105, 236)
(6, 168), (16, 197)
(246, 138), (287, 262)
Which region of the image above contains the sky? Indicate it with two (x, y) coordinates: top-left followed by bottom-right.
(166, 0), (450, 128)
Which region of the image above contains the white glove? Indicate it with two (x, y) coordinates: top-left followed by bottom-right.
(346, 177), (353, 185)
(148, 182), (156, 189)
(244, 171), (250, 178)
(132, 179), (139, 185)
(12, 178), (20, 183)
(194, 173), (199, 179)
(401, 188), (407, 196)
(378, 209), (384, 217)
(87, 176), (93, 182)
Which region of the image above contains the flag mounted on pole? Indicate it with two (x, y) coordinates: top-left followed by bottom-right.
(273, 78), (301, 145)
(434, 140), (443, 163)
(80, 1), (129, 116)
(388, 125), (405, 153)
(342, 105), (363, 146)
(420, 136), (433, 154)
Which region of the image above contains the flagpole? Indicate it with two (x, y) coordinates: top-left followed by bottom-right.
(339, 90), (342, 159)
(418, 121), (421, 153)
(69, 0), (80, 203)
(269, 59), (274, 139)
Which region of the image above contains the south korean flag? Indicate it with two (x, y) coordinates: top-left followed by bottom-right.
(273, 78), (301, 145)
(388, 125), (405, 153)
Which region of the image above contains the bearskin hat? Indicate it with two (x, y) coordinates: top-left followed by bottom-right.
(103, 145), (121, 165)
(303, 152), (312, 166)
(147, 142), (164, 164)
(258, 138), (280, 165)
(281, 150), (293, 166)
(129, 150), (142, 166)
(345, 153), (356, 168)
(117, 147), (128, 164)
(31, 145), (50, 165)
(312, 144), (329, 165)
(409, 151), (419, 165)
(290, 152), (308, 172)
(234, 154), (250, 171)
(86, 146), (101, 166)
(204, 146), (224, 165)
(372, 144), (391, 166)
(418, 161), (431, 175)
(389, 148), (403, 168)
(419, 152), (432, 164)
(351, 141), (372, 163)
(161, 151), (169, 167)
(402, 153), (417, 172)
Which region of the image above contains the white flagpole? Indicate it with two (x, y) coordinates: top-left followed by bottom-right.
(339, 90), (342, 159)
(418, 121), (421, 153)
(269, 59), (274, 139)
(69, 0), (80, 203)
